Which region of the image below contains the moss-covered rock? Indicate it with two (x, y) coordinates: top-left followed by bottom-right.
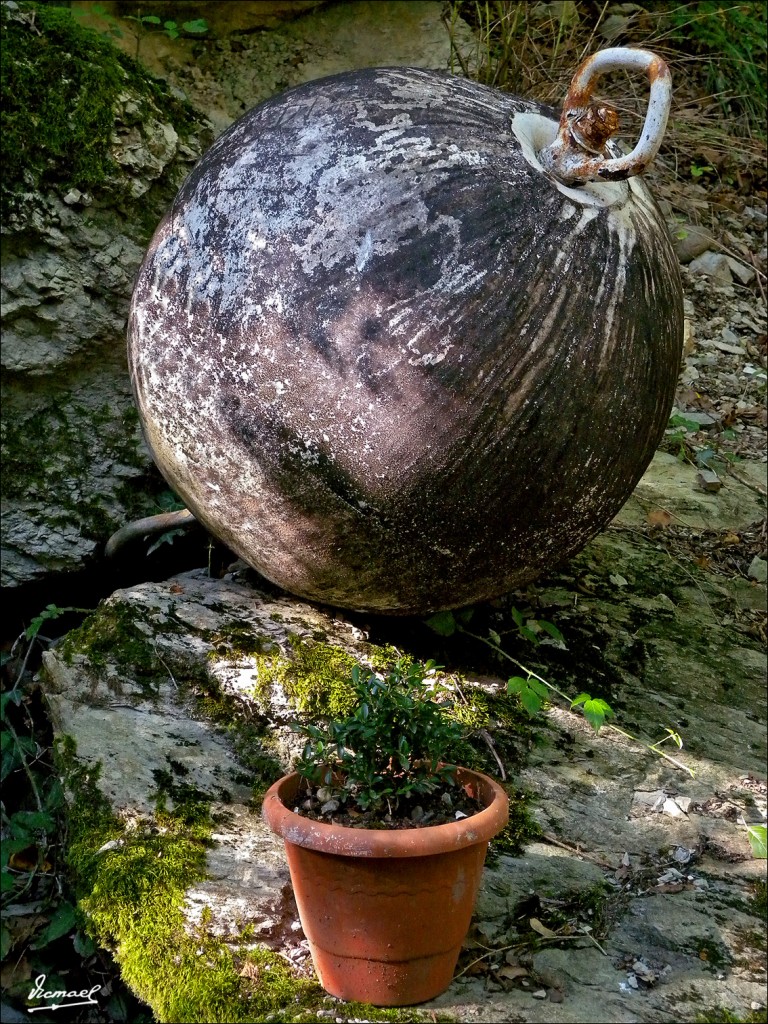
(0, 1), (213, 587)
(43, 571), (473, 1021)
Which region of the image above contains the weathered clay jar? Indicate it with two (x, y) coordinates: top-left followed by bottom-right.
(262, 767), (509, 1006)
(128, 52), (682, 614)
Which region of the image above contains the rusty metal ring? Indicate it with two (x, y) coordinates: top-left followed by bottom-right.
(539, 47), (672, 185)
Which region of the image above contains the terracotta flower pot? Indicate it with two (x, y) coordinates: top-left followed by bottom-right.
(262, 767), (509, 1006)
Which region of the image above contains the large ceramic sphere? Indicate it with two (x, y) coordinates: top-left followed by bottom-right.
(128, 66), (683, 614)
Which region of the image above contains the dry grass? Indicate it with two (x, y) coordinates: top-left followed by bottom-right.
(443, 1), (767, 226)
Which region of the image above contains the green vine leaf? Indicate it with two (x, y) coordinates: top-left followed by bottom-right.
(570, 693), (614, 733)
(425, 610), (456, 637)
(747, 824), (767, 859)
(507, 675), (548, 716)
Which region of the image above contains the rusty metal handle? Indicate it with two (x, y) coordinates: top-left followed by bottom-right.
(539, 47), (672, 185)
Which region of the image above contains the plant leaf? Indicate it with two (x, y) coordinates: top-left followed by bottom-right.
(747, 824), (767, 859)
(539, 620), (565, 644)
(182, 18), (209, 33)
(31, 903), (78, 948)
(571, 694), (614, 732)
(529, 917), (558, 938)
(425, 611), (456, 636)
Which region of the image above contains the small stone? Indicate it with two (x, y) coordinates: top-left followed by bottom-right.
(673, 845), (692, 863)
(674, 797), (692, 814)
(627, 973), (639, 989)
(692, 877), (709, 889)
(713, 340), (747, 355)
(96, 839), (124, 854)
(410, 805), (424, 822)
(63, 188), (82, 205)
(747, 556), (767, 583)
(689, 251), (733, 284)
(696, 468), (722, 493)
(320, 800), (340, 815)
(455, 810), (468, 820)
(726, 256), (756, 284)
(531, 989), (547, 999)
(316, 787), (334, 803)
(662, 797), (686, 818)
(440, 791), (453, 807)
(633, 789), (667, 807)
(751, 1003), (764, 1012)
(548, 988), (565, 1003)
(672, 223), (715, 264)
(658, 867), (685, 883)
(683, 411), (719, 429)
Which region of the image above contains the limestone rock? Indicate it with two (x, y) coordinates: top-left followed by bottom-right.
(671, 223), (716, 264)
(689, 251), (734, 285)
(40, 535), (766, 1021)
(1, 3), (213, 586)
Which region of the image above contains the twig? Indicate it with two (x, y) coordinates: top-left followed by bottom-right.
(478, 728), (506, 780)
(153, 645), (178, 690)
(4, 716), (43, 812)
(727, 465), (767, 497)
(453, 941), (521, 980)
(539, 832), (615, 869)
(580, 928), (609, 956)
(748, 252), (766, 303)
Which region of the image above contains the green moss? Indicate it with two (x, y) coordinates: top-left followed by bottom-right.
(487, 789), (541, 862)
(61, 601), (160, 678)
(1, 1), (198, 211)
(447, 685), (536, 771)
(278, 636), (360, 717)
(0, 397), (160, 545)
(208, 623), (401, 720)
(751, 879), (767, 920)
(696, 1008), (768, 1024)
(693, 937), (734, 971)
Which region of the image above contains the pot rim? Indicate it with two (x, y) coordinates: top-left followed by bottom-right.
(261, 765), (509, 858)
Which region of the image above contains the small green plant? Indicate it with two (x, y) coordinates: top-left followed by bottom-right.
(1, 604), (92, 969)
(426, 608), (697, 774)
(80, 5), (208, 61)
(24, 603), (91, 642)
(146, 489), (188, 555)
(690, 161), (715, 179)
(293, 660), (465, 815)
(664, 1), (767, 133)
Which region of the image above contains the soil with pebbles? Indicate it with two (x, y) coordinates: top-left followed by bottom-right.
(292, 777), (485, 829)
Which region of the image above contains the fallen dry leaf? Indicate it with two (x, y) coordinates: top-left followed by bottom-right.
(4, 914), (47, 947)
(647, 509), (673, 528)
(238, 962), (260, 980)
(498, 965), (529, 980)
(529, 917), (559, 939)
(9, 847), (51, 872)
(0, 955), (34, 991)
